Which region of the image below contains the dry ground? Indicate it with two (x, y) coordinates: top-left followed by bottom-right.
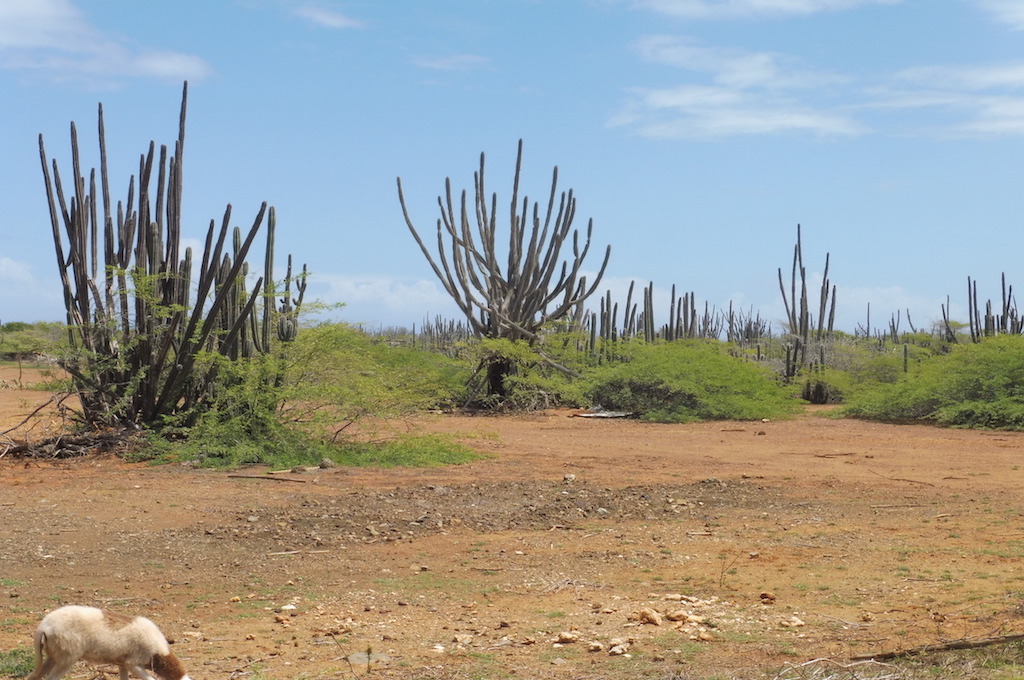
(2, 366), (1024, 679)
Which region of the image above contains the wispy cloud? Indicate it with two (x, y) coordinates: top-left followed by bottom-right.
(635, 0), (903, 20)
(617, 27), (1024, 141)
(0, 0), (211, 83)
(613, 36), (863, 138)
(293, 4), (365, 29)
(412, 54), (491, 71)
(635, 35), (842, 89)
(973, 0), (1024, 30)
(867, 62), (1024, 137)
(312, 274), (462, 327)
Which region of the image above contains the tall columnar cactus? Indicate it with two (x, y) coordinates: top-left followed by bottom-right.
(39, 82), (306, 429)
(397, 139), (610, 397)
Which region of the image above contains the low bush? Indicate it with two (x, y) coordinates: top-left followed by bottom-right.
(133, 323), (475, 468)
(582, 341), (798, 423)
(841, 335), (1024, 429)
(462, 337), (588, 410)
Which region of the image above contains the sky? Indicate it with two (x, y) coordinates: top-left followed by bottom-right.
(2, 0), (1024, 336)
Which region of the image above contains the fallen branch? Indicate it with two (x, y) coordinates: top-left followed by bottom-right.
(0, 393), (69, 437)
(227, 474), (307, 483)
(868, 469), (935, 487)
(870, 504), (926, 509)
(851, 632), (1024, 661)
(268, 550), (329, 556)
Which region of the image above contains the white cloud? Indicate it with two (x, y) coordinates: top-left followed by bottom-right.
(412, 54), (491, 71)
(0, 257), (34, 286)
(310, 274), (463, 327)
(864, 63), (1024, 137)
(293, 4), (365, 29)
(974, 0), (1024, 30)
(614, 86), (864, 138)
(896, 63), (1024, 91)
(0, 258), (64, 322)
(0, 0), (89, 50)
(635, 35), (843, 89)
(0, 0), (211, 83)
(635, 0), (902, 20)
(833, 284), (956, 334)
(614, 36), (863, 138)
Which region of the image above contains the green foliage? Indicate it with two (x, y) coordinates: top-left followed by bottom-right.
(582, 341), (799, 422)
(842, 335), (1024, 429)
(0, 647), (34, 678)
(283, 323), (469, 422)
(333, 434), (483, 467)
(799, 367), (853, 404)
(464, 337), (587, 410)
(131, 323), (475, 468)
(0, 321), (67, 360)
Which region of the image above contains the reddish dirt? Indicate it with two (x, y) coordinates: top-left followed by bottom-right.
(2, 366), (1024, 679)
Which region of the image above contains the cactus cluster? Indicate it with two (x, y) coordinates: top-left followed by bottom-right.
(39, 82), (305, 429)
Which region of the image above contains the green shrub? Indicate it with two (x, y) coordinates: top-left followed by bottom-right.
(583, 341), (799, 423)
(132, 323), (474, 467)
(799, 367), (853, 404)
(841, 335), (1024, 429)
(284, 323), (469, 421)
(0, 321), (67, 360)
(461, 337), (587, 410)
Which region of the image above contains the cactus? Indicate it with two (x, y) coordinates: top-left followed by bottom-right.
(39, 82), (305, 429)
(397, 140), (610, 397)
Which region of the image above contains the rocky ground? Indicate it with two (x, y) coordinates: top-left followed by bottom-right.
(2, 367), (1024, 679)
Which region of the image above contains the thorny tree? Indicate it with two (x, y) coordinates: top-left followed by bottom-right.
(397, 140), (611, 398)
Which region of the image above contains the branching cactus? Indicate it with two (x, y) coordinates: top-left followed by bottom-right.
(397, 140), (610, 396)
(39, 82), (306, 429)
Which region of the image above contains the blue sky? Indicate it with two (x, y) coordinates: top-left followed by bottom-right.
(2, 0), (1024, 335)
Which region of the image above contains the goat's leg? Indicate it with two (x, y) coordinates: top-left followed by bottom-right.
(126, 664), (157, 680)
(37, 657), (75, 680)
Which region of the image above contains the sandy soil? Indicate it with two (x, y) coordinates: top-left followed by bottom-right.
(2, 366), (1024, 679)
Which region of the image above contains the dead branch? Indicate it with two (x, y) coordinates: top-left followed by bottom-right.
(868, 469), (936, 487)
(0, 392), (74, 438)
(851, 632), (1024, 661)
(2, 428), (142, 459)
(227, 474), (308, 483)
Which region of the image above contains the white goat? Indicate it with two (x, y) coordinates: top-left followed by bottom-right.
(26, 605), (191, 680)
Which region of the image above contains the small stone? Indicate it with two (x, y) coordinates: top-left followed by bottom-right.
(453, 634), (474, 645)
(608, 643), (630, 656)
(563, 473), (576, 483)
(587, 641), (605, 652)
(634, 608), (662, 626)
(760, 592), (777, 604)
(556, 631), (579, 644)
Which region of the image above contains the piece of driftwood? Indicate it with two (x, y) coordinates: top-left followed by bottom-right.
(227, 474), (307, 483)
(850, 632), (1024, 661)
